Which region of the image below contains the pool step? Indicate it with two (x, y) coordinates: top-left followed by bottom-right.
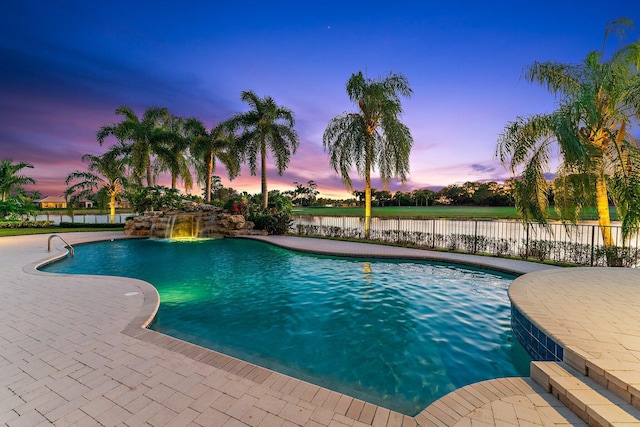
(563, 347), (640, 411)
(531, 361), (640, 426)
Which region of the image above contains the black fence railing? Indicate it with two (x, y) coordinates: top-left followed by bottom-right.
(291, 215), (640, 267)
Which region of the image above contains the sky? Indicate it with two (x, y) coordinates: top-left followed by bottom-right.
(2, 1), (640, 199)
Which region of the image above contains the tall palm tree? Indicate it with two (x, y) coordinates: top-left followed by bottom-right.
(187, 119), (239, 203)
(227, 91), (299, 208)
(65, 148), (127, 223)
(97, 106), (168, 187)
(496, 18), (640, 253)
(323, 71), (414, 238)
(154, 113), (193, 191)
(0, 159), (36, 202)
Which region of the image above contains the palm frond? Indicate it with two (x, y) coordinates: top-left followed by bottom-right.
(524, 61), (582, 96)
(498, 18), (640, 244)
(325, 71), (413, 192)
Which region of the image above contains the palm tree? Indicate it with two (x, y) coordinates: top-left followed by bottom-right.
(228, 91), (299, 208)
(496, 18), (640, 255)
(154, 113), (193, 191)
(323, 71), (414, 238)
(97, 106), (168, 187)
(0, 159), (36, 202)
(65, 148), (127, 223)
(187, 119), (239, 203)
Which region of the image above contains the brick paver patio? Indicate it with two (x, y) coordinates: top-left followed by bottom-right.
(1, 232), (637, 426)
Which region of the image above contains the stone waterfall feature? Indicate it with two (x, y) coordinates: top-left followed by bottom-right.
(124, 205), (266, 238)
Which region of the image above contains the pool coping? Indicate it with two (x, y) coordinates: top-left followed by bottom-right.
(5, 231), (637, 426)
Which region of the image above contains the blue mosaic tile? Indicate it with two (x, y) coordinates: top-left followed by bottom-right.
(511, 305), (563, 362)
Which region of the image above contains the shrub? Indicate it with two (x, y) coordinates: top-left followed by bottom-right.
(244, 191), (294, 235)
(0, 220), (53, 229)
(594, 245), (640, 267)
(127, 186), (184, 213)
(223, 195), (248, 215)
(58, 222), (124, 229)
(520, 239), (555, 261)
(247, 209), (292, 234)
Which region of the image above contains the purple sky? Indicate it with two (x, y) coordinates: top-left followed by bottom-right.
(2, 1), (639, 199)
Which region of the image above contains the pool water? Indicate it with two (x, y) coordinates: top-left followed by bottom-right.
(42, 238), (530, 415)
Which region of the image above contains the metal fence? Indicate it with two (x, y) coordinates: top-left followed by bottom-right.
(30, 213), (130, 225)
(291, 215), (640, 267)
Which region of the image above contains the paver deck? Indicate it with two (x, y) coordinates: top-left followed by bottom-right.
(0, 231), (637, 426)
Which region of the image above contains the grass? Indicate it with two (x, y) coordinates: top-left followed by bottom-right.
(294, 205), (618, 221)
(0, 226), (123, 237)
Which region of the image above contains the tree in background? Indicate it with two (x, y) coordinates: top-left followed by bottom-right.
(392, 190), (412, 206)
(289, 180), (319, 206)
(207, 176), (238, 205)
(496, 18), (640, 256)
(228, 91), (299, 208)
(373, 190), (392, 207)
(413, 189), (435, 206)
(0, 159), (35, 202)
(435, 184), (471, 205)
(65, 148), (127, 223)
(323, 71), (413, 238)
(352, 190), (366, 206)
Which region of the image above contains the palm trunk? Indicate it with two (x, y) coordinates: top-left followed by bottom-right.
(171, 175), (177, 189)
(364, 163), (372, 240)
(595, 171), (613, 246)
(109, 195), (116, 224)
(205, 152), (214, 203)
(595, 170), (617, 265)
(261, 140), (268, 208)
(146, 166), (154, 187)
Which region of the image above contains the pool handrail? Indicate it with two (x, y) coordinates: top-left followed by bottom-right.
(47, 234), (75, 257)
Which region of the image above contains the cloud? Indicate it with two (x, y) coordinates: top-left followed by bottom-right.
(470, 163), (496, 173)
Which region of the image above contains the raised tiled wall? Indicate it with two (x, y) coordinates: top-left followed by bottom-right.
(511, 305), (563, 362)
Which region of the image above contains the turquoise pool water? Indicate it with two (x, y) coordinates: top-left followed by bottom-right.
(42, 238), (530, 415)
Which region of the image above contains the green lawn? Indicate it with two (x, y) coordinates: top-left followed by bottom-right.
(294, 205), (617, 221)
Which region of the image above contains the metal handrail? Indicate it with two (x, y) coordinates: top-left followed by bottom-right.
(47, 234), (75, 257)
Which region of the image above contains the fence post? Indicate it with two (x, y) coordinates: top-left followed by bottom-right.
(590, 225), (596, 266)
(525, 224), (530, 259)
(397, 217), (401, 243)
(431, 219), (436, 248)
(473, 220), (478, 254)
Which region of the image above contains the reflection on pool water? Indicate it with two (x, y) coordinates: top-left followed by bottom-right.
(42, 238), (530, 415)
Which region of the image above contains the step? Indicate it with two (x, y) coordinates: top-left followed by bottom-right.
(532, 361), (640, 427)
(564, 347), (640, 410)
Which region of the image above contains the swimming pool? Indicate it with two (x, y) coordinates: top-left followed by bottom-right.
(42, 238), (530, 415)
